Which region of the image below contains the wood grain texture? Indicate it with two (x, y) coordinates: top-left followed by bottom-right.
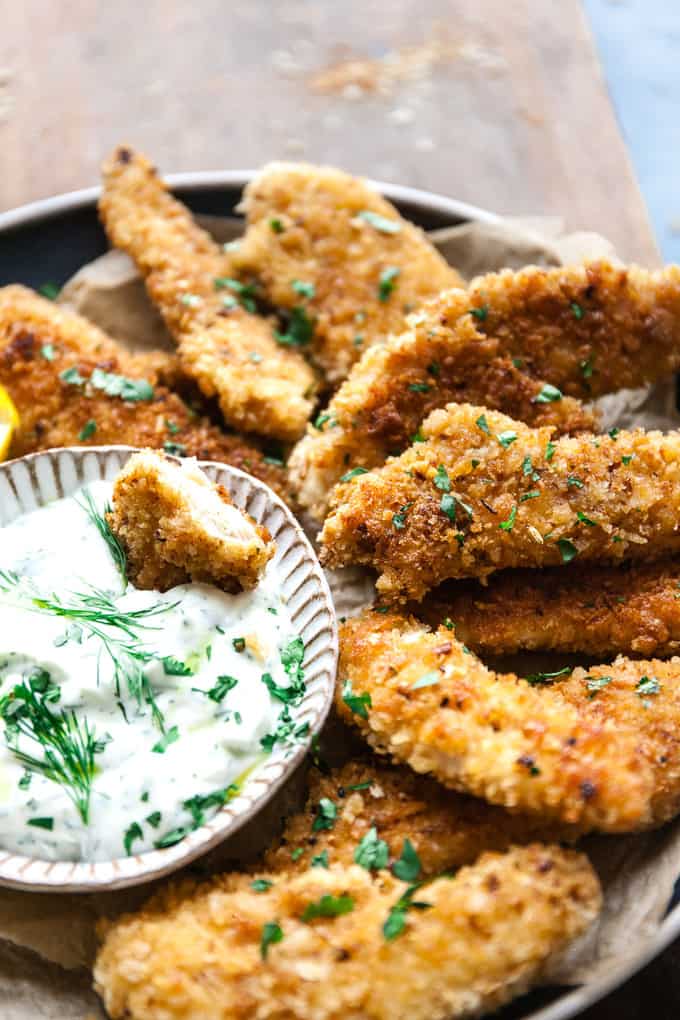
(0, 0), (658, 263)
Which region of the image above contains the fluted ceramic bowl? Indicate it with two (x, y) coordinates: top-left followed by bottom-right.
(0, 444), (338, 892)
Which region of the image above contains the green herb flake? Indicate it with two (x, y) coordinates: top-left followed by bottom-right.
(358, 210), (402, 234)
(427, 361), (440, 377)
(497, 430), (518, 449)
(291, 848), (304, 861)
(557, 538), (578, 563)
(124, 821), (144, 855)
(532, 383), (563, 404)
(251, 878), (274, 892)
(608, 428), (620, 440)
(232, 637), (246, 653)
(201, 675), (238, 704)
(41, 343), (56, 361)
(525, 666), (572, 686)
(520, 490), (541, 503)
(260, 921), (283, 959)
(78, 419), (97, 441)
(354, 826), (389, 871)
(408, 382), (431, 394)
(27, 816), (54, 830)
(353, 334), (364, 346)
(378, 266), (400, 301)
(145, 811), (162, 828)
(545, 441), (556, 462)
(163, 441), (187, 457)
(622, 454), (634, 465)
(301, 894), (355, 922)
(412, 671), (440, 690)
(151, 725), (180, 754)
(342, 678), (372, 719)
(162, 656), (194, 676)
(585, 675), (612, 696)
(347, 781), (373, 791)
(312, 797), (337, 832)
(38, 282), (60, 300)
(476, 413), (490, 434)
(276, 307), (314, 347)
(392, 839), (421, 882)
(392, 503), (412, 530)
(636, 676), (660, 697)
(410, 428), (426, 444)
(580, 355), (594, 378)
(291, 279), (316, 299)
(434, 465), (451, 492)
(18, 770), (32, 790)
(383, 884), (432, 941)
(571, 301), (584, 320)
(269, 218), (284, 233)
(469, 304), (489, 322)
(340, 466), (369, 483)
(499, 505), (517, 531)
(165, 419), (180, 435)
(577, 511), (596, 527)
(311, 849), (330, 868)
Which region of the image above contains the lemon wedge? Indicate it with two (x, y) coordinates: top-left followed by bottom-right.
(0, 386), (19, 461)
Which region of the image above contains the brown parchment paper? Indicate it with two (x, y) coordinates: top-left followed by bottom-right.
(1, 213), (678, 1017)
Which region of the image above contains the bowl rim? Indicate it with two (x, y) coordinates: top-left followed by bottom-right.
(0, 444), (338, 892)
(0, 172), (677, 1020)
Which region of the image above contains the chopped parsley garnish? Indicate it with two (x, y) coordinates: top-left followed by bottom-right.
(358, 210), (402, 233)
(408, 382), (431, 393)
(200, 675), (238, 703)
(340, 466), (369, 483)
(427, 361), (440, 376)
(443, 617), (455, 630)
(146, 811), (162, 828)
(545, 441), (556, 462)
(571, 301), (584, 320)
(314, 412), (334, 431)
(27, 816), (54, 830)
(18, 770), (31, 790)
(180, 293), (202, 307)
(162, 656), (194, 676)
(269, 218), (284, 233)
(378, 266), (400, 301)
(440, 493), (473, 523)
(260, 705), (309, 751)
(78, 419), (97, 441)
(38, 282), (60, 300)
(580, 355), (594, 378)
(354, 334), (364, 346)
(124, 822), (144, 855)
(341, 678), (372, 719)
(153, 785), (238, 848)
(260, 921), (283, 959)
(60, 367), (154, 401)
(383, 884), (432, 941)
(585, 675), (612, 696)
(311, 849), (330, 868)
(499, 505), (517, 531)
(622, 454), (634, 465)
(165, 419), (180, 435)
(520, 490), (540, 503)
(412, 671), (440, 690)
(347, 781), (373, 791)
(525, 666), (572, 686)
(497, 430), (518, 449)
(163, 441), (187, 457)
(354, 826), (389, 871)
(232, 637), (246, 653)
(213, 277), (258, 313)
(392, 503), (412, 529)
(468, 304), (488, 322)
(261, 669), (305, 706)
(577, 511), (596, 526)
(608, 427), (620, 440)
(532, 383), (562, 404)
(476, 413), (490, 434)
(151, 725), (179, 754)
(392, 839), (421, 882)
(434, 465), (451, 492)
(312, 798), (337, 832)
(263, 454), (285, 466)
(557, 538), (578, 563)
(411, 428), (426, 444)
(636, 676), (660, 697)
(292, 279), (315, 299)
(276, 306), (314, 347)
(301, 894), (355, 922)
(252, 878), (273, 892)
(291, 847), (304, 861)
(567, 475), (584, 488)
(41, 343), (56, 361)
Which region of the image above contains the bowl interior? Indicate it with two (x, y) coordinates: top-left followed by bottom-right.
(0, 445), (337, 891)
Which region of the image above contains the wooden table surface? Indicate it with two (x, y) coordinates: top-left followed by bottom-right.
(0, 1), (675, 1018)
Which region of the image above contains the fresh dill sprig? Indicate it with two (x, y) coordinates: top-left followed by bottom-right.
(77, 490), (128, 582)
(0, 670), (106, 823)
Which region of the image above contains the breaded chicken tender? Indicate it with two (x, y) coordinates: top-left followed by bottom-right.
(0, 286), (292, 501)
(109, 450), (275, 591)
(337, 609), (663, 831)
(99, 146), (316, 440)
(421, 559), (680, 659)
(262, 757), (577, 877)
(94, 848), (600, 1020)
(321, 403), (680, 600)
(232, 162), (462, 383)
(289, 259), (680, 515)
(289, 312), (595, 518)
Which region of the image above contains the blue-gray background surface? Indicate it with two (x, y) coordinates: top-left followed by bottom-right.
(584, 0), (680, 261)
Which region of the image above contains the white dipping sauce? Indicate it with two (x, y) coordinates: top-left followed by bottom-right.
(0, 481), (306, 862)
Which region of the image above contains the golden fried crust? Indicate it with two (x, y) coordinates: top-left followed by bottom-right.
(0, 286), (292, 502)
(337, 610), (655, 831)
(289, 309), (596, 518)
(421, 559), (680, 659)
(109, 450), (275, 591)
(321, 403), (680, 600)
(99, 146), (317, 440)
(467, 260), (680, 399)
(262, 758), (577, 877)
(94, 849), (601, 1020)
(232, 162), (462, 383)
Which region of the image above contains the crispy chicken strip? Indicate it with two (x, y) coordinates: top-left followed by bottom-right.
(94, 848), (600, 1020)
(421, 558), (680, 659)
(337, 609), (664, 831)
(290, 258), (680, 516)
(99, 146), (317, 440)
(231, 162), (462, 383)
(109, 450), (275, 591)
(0, 286), (292, 502)
(289, 314), (595, 519)
(321, 403), (680, 600)
(262, 757), (577, 877)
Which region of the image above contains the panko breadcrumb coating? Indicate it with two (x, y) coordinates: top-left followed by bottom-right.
(289, 259), (680, 516)
(232, 162), (463, 382)
(337, 609), (661, 832)
(99, 146), (317, 440)
(421, 558), (680, 659)
(289, 308), (595, 518)
(94, 848), (601, 1020)
(321, 402), (680, 601)
(109, 450), (275, 591)
(261, 757), (578, 877)
(0, 286), (292, 501)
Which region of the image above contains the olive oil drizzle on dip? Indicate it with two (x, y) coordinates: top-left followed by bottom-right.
(0, 481), (306, 862)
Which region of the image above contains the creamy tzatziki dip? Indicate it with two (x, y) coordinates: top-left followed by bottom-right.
(0, 480), (306, 861)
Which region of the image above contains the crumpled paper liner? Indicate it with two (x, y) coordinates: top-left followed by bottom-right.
(1, 212), (676, 1016)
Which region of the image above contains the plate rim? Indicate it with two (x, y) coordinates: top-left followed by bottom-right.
(0, 173), (677, 1020)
